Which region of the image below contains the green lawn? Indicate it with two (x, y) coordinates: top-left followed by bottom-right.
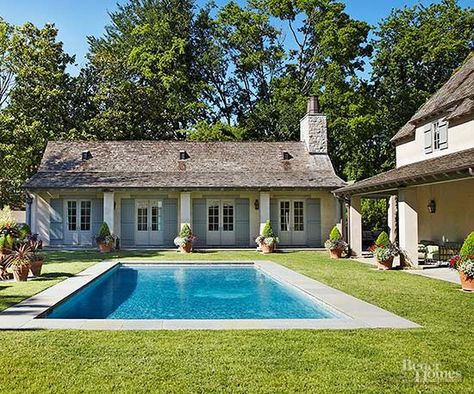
(0, 250), (473, 393)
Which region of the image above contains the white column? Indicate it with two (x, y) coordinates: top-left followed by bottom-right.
(103, 192), (115, 234)
(259, 191), (270, 233)
(387, 195), (397, 243)
(398, 188), (418, 266)
(349, 195), (362, 256)
(180, 192), (191, 230)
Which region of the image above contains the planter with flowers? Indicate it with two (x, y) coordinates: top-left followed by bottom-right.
(96, 223), (115, 253)
(449, 231), (474, 291)
(174, 224), (196, 253)
(369, 231), (399, 270)
(324, 226), (347, 259)
(255, 221), (279, 254)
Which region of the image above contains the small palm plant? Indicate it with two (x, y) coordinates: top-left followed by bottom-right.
(4, 243), (33, 282)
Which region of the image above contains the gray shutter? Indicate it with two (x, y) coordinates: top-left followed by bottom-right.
(50, 199), (63, 244)
(192, 199), (207, 247)
(306, 199), (322, 247)
(235, 198), (250, 246)
(91, 199), (103, 239)
(423, 124), (433, 153)
(120, 199), (135, 246)
(439, 121), (448, 150)
(163, 198), (178, 246)
(270, 199), (279, 237)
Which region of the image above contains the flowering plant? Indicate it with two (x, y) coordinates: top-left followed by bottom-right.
(449, 255), (474, 278)
(255, 221), (279, 246)
(324, 226), (347, 251)
(369, 231), (399, 262)
(174, 224), (197, 247)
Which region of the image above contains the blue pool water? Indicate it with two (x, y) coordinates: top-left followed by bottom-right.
(45, 264), (338, 320)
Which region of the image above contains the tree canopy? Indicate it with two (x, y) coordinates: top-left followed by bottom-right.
(0, 0), (473, 207)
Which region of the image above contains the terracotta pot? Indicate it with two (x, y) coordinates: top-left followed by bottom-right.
(30, 258), (44, 277)
(12, 265), (30, 282)
(260, 243), (274, 254)
(377, 256), (394, 270)
(179, 242), (193, 253)
(459, 272), (474, 291)
(98, 242), (113, 253)
(329, 248), (343, 259)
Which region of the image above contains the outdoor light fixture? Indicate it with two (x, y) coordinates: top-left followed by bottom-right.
(254, 199), (259, 210)
(427, 200), (436, 214)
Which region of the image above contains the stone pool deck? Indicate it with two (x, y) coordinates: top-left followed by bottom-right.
(0, 260), (420, 331)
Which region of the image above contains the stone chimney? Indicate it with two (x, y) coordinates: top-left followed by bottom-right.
(300, 96), (327, 154)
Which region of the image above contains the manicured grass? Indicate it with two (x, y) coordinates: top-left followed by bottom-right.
(1, 250), (473, 393)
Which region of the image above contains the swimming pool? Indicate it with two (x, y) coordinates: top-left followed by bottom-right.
(45, 264), (339, 320)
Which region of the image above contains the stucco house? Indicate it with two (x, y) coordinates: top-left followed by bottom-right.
(24, 98), (345, 248)
(335, 54), (474, 266)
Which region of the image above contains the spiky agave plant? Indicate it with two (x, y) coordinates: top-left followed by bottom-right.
(4, 243), (33, 268)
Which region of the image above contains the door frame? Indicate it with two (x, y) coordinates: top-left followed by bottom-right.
(277, 199), (306, 246)
(135, 199), (164, 246)
(63, 199), (93, 246)
(206, 198), (236, 246)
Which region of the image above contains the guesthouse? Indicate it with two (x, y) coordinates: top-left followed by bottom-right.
(25, 98), (345, 248)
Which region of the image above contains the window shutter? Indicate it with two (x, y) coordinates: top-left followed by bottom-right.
(423, 124), (432, 153)
(438, 121), (448, 150)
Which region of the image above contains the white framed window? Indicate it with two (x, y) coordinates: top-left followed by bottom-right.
(137, 203), (148, 232)
(151, 201), (162, 231)
(280, 201), (290, 232)
(222, 202), (234, 232)
(293, 201), (304, 231)
(80, 201), (91, 231)
(208, 202), (219, 232)
(424, 120), (448, 154)
(67, 201), (77, 231)
(67, 200), (92, 232)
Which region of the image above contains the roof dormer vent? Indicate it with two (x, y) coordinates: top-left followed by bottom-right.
(282, 151), (293, 161)
(179, 150), (189, 160)
(81, 150), (92, 161)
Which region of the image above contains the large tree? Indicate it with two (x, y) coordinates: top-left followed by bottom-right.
(85, 0), (210, 140)
(0, 22), (75, 207)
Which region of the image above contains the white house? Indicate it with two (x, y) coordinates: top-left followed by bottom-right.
(25, 98), (345, 248)
(336, 54), (474, 265)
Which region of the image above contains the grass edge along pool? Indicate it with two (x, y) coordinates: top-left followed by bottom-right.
(44, 263), (342, 320)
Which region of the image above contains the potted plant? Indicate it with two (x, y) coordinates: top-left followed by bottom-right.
(370, 231), (399, 270)
(255, 221), (279, 254)
(96, 222), (115, 253)
(174, 224), (196, 253)
(324, 226), (347, 259)
(449, 231), (474, 291)
(29, 239), (45, 277)
(4, 243), (33, 282)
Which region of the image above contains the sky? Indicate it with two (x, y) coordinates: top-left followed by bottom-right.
(0, 0), (472, 75)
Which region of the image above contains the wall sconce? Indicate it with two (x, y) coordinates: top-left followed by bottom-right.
(427, 200), (436, 214)
(254, 199), (259, 210)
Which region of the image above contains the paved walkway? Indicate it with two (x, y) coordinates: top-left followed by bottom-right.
(353, 257), (460, 284)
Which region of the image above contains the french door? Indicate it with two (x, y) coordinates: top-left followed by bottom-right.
(135, 199), (164, 245)
(64, 200), (92, 245)
(206, 199), (235, 246)
(279, 200), (306, 245)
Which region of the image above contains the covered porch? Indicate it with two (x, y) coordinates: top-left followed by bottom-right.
(335, 149), (474, 266)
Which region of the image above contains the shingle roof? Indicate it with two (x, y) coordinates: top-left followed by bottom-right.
(25, 141), (345, 190)
(334, 147), (474, 196)
(391, 54), (474, 143)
